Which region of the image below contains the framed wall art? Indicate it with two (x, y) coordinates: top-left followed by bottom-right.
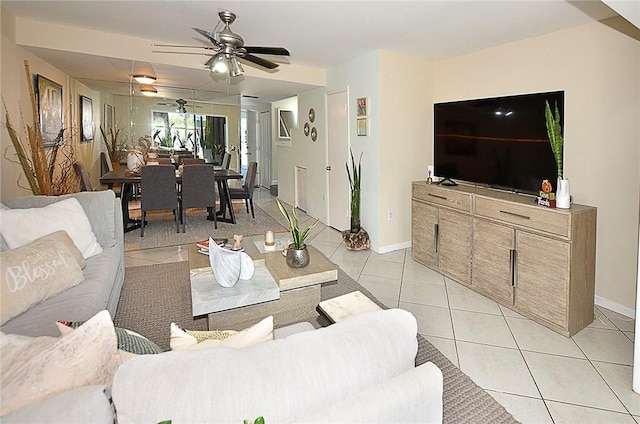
(357, 118), (368, 136)
(103, 103), (114, 135)
(36, 75), (63, 147)
(357, 97), (368, 117)
(80, 95), (94, 143)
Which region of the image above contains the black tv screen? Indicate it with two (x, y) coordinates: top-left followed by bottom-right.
(434, 91), (564, 195)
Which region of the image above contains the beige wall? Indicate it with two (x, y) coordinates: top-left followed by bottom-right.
(379, 51), (433, 250)
(433, 20), (640, 313)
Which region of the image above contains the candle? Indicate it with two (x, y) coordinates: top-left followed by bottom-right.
(265, 230), (275, 246)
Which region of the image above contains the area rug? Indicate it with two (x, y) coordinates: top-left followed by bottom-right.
(114, 261), (517, 424)
(123, 205), (288, 252)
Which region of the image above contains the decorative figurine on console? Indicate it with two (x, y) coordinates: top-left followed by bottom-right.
(537, 179), (556, 208)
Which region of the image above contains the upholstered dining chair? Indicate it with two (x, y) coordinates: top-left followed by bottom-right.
(221, 152), (231, 170)
(140, 164), (180, 237)
(181, 158), (205, 165)
(74, 161), (93, 192)
(228, 161), (257, 219)
(157, 158), (172, 165)
(180, 164), (217, 232)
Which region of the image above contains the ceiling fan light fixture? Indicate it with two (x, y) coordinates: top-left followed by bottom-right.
(230, 57), (244, 77)
(133, 74), (156, 84)
(210, 54), (229, 73)
(140, 85), (157, 96)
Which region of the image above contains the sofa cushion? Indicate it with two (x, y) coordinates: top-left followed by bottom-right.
(112, 309), (418, 424)
(0, 197), (102, 259)
(170, 315), (273, 350)
(2, 191), (117, 249)
(0, 244), (122, 337)
(1, 231), (86, 325)
(1, 385), (115, 424)
(0, 310), (121, 416)
(57, 321), (163, 359)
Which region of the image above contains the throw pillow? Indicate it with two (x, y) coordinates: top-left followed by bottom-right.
(0, 197), (103, 259)
(170, 315), (274, 350)
(56, 321), (163, 360)
(1, 231), (86, 325)
(0, 310), (121, 416)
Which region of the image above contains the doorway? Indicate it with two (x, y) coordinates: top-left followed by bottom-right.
(241, 109), (259, 181)
(326, 90), (350, 231)
(260, 111), (272, 189)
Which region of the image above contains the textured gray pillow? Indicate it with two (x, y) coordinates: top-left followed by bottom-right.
(1, 231), (86, 325)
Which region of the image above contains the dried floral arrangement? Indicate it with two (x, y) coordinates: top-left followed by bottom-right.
(100, 125), (127, 163)
(3, 61), (77, 195)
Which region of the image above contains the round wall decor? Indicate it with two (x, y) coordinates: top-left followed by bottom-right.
(310, 127), (318, 142)
(308, 108), (316, 123)
(304, 122), (310, 136)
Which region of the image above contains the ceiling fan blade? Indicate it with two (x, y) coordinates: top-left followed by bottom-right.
(152, 43), (207, 49)
(153, 50), (213, 55)
(192, 27), (221, 47)
(244, 46), (290, 56)
(242, 54), (279, 69)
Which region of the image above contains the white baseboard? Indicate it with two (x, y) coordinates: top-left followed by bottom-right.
(595, 295), (635, 318)
(373, 241), (412, 254)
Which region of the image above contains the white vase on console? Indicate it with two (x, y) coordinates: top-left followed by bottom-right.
(127, 150), (145, 172)
(556, 178), (570, 209)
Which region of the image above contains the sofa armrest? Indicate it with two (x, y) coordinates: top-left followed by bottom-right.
(299, 362), (443, 423)
(1, 385), (115, 424)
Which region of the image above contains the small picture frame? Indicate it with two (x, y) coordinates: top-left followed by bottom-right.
(80, 95), (94, 143)
(357, 97), (367, 117)
(357, 118), (368, 136)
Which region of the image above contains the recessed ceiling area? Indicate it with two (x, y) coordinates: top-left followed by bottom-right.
(2, 1), (621, 103)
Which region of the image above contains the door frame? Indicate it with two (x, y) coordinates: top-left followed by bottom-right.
(325, 87), (350, 230)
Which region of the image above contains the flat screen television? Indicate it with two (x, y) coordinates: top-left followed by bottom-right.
(434, 90), (564, 195)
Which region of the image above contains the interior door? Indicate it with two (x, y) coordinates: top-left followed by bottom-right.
(327, 90), (350, 231)
(245, 109), (259, 184)
(260, 111), (271, 188)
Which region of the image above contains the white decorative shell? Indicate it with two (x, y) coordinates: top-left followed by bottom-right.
(208, 237), (255, 287)
(208, 237), (240, 287)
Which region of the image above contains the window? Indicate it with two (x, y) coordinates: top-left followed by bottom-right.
(152, 112), (227, 160)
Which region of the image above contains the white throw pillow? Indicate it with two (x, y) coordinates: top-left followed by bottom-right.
(170, 316), (273, 350)
(0, 198), (102, 259)
(0, 310), (121, 416)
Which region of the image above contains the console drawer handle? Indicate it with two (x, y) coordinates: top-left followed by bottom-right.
(428, 193), (447, 201)
(500, 210), (531, 220)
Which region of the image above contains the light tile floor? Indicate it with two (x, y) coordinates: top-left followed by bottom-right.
(125, 188), (640, 423)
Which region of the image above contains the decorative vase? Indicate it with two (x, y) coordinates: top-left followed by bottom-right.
(127, 150), (145, 172)
(285, 243), (310, 268)
(111, 161), (120, 172)
(556, 178), (570, 209)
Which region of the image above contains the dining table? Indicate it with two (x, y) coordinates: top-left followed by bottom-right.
(100, 166), (243, 233)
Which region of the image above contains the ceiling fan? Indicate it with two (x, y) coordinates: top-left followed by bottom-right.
(154, 10), (290, 77)
(157, 98), (189, 113)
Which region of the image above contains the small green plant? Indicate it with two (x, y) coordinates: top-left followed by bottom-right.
(545, 100), (563, 179)
(276, 198), (318, 249)
(346, 149), (363, 233)
(244, 417), (265, 424)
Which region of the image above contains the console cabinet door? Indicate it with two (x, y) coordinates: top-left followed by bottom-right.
(412, 200), (438, 268)
(472, 218), (515, 304)
(438, 209), (472, 285)
(515, 231), (570, 330)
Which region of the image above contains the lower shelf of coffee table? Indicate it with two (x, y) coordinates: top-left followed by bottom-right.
(206, 285), (321, 331)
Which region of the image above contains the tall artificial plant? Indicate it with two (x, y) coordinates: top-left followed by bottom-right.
(346, 149), (362, 233)
(545, 100), (563, 180)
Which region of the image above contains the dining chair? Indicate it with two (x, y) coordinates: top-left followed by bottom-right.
(140, 165), (180, 237)
(100, 152), (113, 175)
(180, 164), (217, 232)
(181, 158), (205, 165)
(228, 161), (257, 219)
(157, 158), (172, 165)
(73, 161), (93, 192)
(221, 152), (231, 169)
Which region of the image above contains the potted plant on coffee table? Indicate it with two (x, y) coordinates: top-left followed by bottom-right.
(276, 198), (318, 268)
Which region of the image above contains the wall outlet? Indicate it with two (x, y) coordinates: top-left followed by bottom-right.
(388, 211), (393, 221)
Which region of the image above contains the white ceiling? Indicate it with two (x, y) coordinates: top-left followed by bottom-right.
(2, 1), (620, 104)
